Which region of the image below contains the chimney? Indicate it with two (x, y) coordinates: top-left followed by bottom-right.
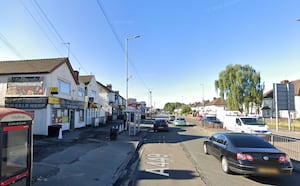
(280, 80), (289, 84)
(107, 84), (112, 89)
(73, 70), (79, 81)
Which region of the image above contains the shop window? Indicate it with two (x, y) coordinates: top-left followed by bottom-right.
(52, 109), (69, 124)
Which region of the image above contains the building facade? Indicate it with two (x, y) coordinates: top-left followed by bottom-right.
(0, 57), (128, 136)
(0, 58), (86, 135)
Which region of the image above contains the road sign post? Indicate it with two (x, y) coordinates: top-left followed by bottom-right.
(273, 83), (295, 132)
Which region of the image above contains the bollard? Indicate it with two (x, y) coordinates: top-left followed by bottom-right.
(58, 128), (63, 140)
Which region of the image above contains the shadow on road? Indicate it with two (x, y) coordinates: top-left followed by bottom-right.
(145, 127), (206, 144)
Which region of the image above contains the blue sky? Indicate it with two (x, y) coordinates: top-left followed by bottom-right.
(1, 0), (300, 108)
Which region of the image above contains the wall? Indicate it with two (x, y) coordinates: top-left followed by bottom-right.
(295, 96), (300, 118)
(0, 75), (8, 106)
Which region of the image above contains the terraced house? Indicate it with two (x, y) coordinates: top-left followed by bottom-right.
(0, 57), (123, 135)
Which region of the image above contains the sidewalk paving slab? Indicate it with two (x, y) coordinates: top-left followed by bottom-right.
(32, 123), (147, 186)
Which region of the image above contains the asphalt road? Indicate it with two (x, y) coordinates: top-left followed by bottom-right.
(128, 118), (300, 186)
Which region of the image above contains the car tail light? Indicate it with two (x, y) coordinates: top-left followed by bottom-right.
(279, 154), (290, 163)
(237, 153), (254, 161)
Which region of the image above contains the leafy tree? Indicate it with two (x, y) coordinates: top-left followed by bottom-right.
(181, 105), (192, 115)
(163, 102), (182, 113)
(214, 64), (264, 114)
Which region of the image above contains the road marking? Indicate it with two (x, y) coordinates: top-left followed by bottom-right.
(145, 153), (169, 177)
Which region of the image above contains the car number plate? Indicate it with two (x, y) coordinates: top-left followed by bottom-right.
(159, 126), (164, 128)
(258, 167), (279, 174)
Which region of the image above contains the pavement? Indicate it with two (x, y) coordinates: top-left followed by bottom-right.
(32, 120), (148, 186)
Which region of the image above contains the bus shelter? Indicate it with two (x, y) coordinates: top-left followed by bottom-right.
(0, 108), (33, 186)
(123, 109), (141, 136)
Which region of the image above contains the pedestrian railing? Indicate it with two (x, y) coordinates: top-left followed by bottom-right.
(267, 134), (300, 161)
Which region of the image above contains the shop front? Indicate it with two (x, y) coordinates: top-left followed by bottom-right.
(49, 97), (85, 133)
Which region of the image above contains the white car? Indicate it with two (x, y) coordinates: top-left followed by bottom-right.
(174, 117), (187, 126)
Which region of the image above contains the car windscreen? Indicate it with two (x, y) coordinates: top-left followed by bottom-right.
(228, 135), (274, 148)
(155, 120), (167, 125)
(240, 117), (265, 125)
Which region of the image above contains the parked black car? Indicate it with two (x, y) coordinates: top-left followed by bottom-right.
(203, 132), (293, 176)
(153, 118), (169, 132)
(202, 115), (223, 128)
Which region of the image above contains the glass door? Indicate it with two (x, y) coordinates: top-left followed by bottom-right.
(1, 125), (30, 184)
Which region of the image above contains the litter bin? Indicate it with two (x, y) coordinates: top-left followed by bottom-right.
(48, 124), (62, 137)
(110, 126), (118, 140)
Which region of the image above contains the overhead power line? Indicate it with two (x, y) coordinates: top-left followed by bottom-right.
(96, 0), (150, 91)
(0, 32), (24, 59)
(31, 0), (88, 74)
(20, 0), (64, 56)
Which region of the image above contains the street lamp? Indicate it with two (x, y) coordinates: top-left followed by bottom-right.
(200, 84), (204, 114)
(126, 35), (140, 109)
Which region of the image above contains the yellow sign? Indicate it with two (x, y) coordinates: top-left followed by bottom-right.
(50, 87), (59, 94)
(48, 96), (60, 104)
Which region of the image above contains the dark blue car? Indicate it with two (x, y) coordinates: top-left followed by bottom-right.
(202, 115), (223, 128)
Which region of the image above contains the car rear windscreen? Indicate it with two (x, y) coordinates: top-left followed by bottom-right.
(228, 135), (274, 148)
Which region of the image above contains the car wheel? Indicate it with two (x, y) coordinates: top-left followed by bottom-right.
(221, 156), (231, 174)
(203, 143), (209, 154)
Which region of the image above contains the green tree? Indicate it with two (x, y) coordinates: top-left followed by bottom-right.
(181, 105), (192, 115)
(163, 102), (182, 113)
(214, 64), (264, 114)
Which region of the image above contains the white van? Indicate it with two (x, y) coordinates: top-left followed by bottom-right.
(223, 115), (272, 136)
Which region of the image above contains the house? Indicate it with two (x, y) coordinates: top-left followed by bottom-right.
(205, 97), (227, 116)
(97, 82), (116, 123)
(262, 79), (300, 119)
(79, 75), (106, 127)
(0, 58), (85, 135)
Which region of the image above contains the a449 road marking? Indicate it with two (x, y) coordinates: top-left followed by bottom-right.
(145, 153), (169, 177)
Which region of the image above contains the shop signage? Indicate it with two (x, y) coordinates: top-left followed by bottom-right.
(48, 96), (60, 104)
(5, 97), (48, 109)
(50, 87), (59, 94)
(7, 76), (44, 96)
(60, 99), (84, 109)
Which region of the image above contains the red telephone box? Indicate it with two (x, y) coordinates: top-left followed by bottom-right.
(0, 108), (33, 186)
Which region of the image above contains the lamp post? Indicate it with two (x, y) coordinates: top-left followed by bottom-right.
(200, 83), (204, 113)
(149, 90), (152, 118)
(125, 35), (140, 109)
